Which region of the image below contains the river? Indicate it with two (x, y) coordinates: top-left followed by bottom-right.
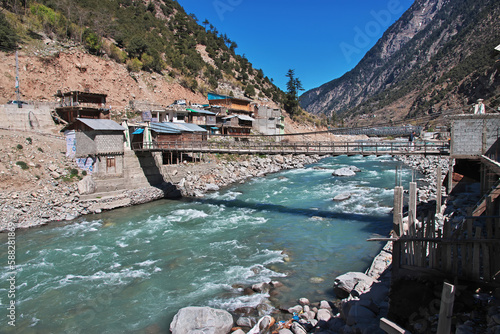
(0, 155), (417, 333)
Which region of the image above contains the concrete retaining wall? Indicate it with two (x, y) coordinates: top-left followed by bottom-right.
(451, 114), (500, 158)
(0, 104), (58, 133)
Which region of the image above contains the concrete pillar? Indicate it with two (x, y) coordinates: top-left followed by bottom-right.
(436, 166), (442, 214)
(393, 186), (404, 236)
(447, 159), (453, 194)
(409, 182), (417, 228)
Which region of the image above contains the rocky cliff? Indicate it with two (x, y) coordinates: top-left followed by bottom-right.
(300, 0), (500, 125)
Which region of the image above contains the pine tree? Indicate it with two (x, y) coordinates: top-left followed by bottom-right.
(284, 69), (304, 116)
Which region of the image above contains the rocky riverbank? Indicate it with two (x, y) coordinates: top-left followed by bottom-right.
(167, 154), (498, 334)
(0, 153), (324, 231)
(167, 154), (455, 334)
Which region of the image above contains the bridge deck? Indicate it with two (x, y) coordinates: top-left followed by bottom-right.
(132, 140), (450, 157)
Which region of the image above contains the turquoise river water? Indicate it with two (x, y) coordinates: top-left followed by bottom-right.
(0, 155), (417, 333)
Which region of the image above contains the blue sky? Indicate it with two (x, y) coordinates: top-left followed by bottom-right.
(176, 0), (414, 93)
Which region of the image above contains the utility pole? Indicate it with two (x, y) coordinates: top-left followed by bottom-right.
(15, 51), (21, 108)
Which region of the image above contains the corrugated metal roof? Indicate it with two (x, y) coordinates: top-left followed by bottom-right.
(150, 122), (207, 134)
(186, 108), (217, 115)
(76, 118), (125, 131)
(222, 115), (255, 121)
(236, 115), (255, 122)
(174, 123), (208, 132)
(150, 123), (181, 134)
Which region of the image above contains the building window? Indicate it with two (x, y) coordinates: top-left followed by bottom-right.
(106, 156), (116, 173)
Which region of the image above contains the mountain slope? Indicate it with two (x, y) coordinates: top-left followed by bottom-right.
(300, 0), (500, 125)
(0, 0), (284, 107)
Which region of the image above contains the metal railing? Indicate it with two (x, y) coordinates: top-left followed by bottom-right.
(132, 140), (450, 156)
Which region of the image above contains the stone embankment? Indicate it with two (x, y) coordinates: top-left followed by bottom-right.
(177, 154), (322, 197)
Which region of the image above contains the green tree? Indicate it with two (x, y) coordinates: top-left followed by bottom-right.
(0, 12), (18, 51)
(244, 84), (255, 98)
(284, 69), (304, 116)
(202, 19), (209, 30)
(82, 28), (102, 55)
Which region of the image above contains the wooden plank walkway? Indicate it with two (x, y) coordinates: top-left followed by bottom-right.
(132, 140), (450, 157)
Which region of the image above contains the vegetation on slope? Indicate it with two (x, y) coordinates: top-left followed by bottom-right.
(1, 0), (284, 102)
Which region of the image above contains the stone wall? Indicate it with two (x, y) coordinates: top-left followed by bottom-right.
(95, 132), (124, 154)
(450, 114), (500, 158)
(75, 131), (124, 157)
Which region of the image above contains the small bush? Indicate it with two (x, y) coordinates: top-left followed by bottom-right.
(26, 137), (32, 144)
(126, 58), (143, 72)
(16, 161), (28, 170)
(82, 170), (87, 176)
(16, 144), (23, 150)
(70, 168), (78, 177)
(38, 147), (44, 152)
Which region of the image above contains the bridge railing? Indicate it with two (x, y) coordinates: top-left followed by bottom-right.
(132, 140), (450, 155)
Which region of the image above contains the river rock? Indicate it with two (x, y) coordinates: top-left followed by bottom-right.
(205, 183), (220, 191)
(299, 297), (310, 305)
(232, 330), (246, 334)
(290, 322), (308, 334)
(77, 175), (96, 195)
(333, 272), (377, 299)
(248, 315), (275, 334)
(278, 329), (293, 334)
(236, 316), (256, 328)
(317, 308), (332, 322)
(252, 282), (271, 293)
(169, 306), (234, 334)
(288, 305), (303, 314)
(333, 193), (351, 201)
(332, 167), (356, 177)
(320, 300), (333, 309)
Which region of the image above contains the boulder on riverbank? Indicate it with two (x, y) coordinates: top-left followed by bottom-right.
(333, 193), (351, 201)
(169, 306), (234, 334)
(78, 175), (96, 195)
(332, 167), (357, 177)
(333, 272), (377, 299)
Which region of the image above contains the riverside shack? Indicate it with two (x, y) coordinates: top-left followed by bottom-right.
(150, 122), (207, 148)
(55, 90), (110, 124)
(63, 118), (125, 177)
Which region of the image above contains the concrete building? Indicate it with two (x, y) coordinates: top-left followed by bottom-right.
(449, 113), (500, 204)
(254, 105), (284, 137)
(64, 118), (125, 178)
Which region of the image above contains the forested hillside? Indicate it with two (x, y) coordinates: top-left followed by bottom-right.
(0, 0), (283, 103)
(300, 0), (500, 127)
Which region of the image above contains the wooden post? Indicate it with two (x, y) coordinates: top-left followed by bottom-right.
(394, 186), (404, 236)
(380, 318), (411, 334)
(473, 227), (482, 280)
(436, 166), (442, 214)
(436, 283), (455, 334)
